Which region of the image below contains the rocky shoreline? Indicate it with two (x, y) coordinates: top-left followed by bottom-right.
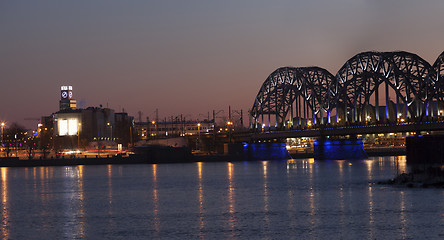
(378, 167), (444, 188)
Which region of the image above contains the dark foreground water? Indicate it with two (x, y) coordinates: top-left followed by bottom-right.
(0, 156), (443, 239)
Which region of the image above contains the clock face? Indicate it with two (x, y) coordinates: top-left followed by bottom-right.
(61, 91), (68, 99)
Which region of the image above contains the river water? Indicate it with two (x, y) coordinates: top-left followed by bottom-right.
(0, 156), (443, 239)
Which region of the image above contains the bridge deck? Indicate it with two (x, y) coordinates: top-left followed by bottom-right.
(237, 121), (444, 141)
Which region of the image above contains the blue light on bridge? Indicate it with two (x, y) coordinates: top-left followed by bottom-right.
(313, 139), (367, 160)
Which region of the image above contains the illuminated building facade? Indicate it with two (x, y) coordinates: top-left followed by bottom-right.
(54, 108), (114, 140)
(135, 120), (213, 139)
(59, 86), (77, 111)
(51, 86), (134, 148)
(54, 111), (82, 136)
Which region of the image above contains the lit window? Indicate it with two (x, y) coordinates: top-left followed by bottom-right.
(68, 119), (78, 136)
(58, 120), (68, 136)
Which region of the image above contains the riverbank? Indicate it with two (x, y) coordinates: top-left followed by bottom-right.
(0, 146), (407, 167)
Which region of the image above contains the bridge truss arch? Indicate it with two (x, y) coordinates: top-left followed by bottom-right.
(433, 51), (444, 101)
(250, 50), (444, 130)
(251, 66), (336, 129)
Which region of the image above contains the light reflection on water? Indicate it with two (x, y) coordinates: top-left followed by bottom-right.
(227, 162), (235, 237)
(0, 156), (443, 239)
(197, 162), (204, 237)
(152, 164), (160, 236)
(1, 168), (9, 240)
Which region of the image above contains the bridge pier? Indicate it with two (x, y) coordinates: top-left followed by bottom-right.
(313, 138), (367, 160)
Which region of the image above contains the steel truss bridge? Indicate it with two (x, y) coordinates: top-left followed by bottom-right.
(250, 51), (444, 133)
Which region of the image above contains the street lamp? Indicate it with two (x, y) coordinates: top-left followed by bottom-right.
(227, 121), (233, 143)
(1, 122), (4, 156)
(1, 122), (4, 146)
(197, 123), (201, 150)
(77, 123), (81, 151)
(152, 121), (157, 138)
(107, 122), (113, 141)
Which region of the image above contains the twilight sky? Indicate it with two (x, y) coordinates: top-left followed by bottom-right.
(1, 0), (443, 129)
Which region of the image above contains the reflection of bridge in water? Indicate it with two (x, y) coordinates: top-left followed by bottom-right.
(246, 50), (444, 141)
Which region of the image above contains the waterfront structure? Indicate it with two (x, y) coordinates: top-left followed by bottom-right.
(251, 51), (444, 130)
(59, 85), (77, 111)
(53, 107), (134, 145)
(50, 86), (134, 149)
(135, 120), (213, 139)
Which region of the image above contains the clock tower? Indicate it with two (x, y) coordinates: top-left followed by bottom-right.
(59, 85), (77, 111)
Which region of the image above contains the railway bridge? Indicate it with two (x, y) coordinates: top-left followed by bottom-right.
(246, 50), (444, 142)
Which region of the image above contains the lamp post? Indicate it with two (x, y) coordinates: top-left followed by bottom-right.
(107, 123), (112, 140)
(197, 123), (201, 150)
(129, 125), (133, 148)
(77, 123), (81, 151)
(152, 121), (157, 138)
(227, 121), (233, 143)
(1, 122), (4, 151)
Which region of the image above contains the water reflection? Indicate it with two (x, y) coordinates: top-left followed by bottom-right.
(0, 157), (441, 239)
(77, 166), (85, 238)
(394, 156), (407, 174)
(107, 165), (113, 208)
(62, 166), (85, 239)
(0, 168), (9, 239)
(399, 190), (407, 239)
(378, 157), (385, 170)
(227, 162), (235, 235)
(152, 164), (160, 234)
(262, 161), (270, 231)
(286, 160), (296, 231)
(286, 159), (296, 172)
(337, 160), (346, 228)
(308, 159), (316, 232)
(106, 165), (116, 233)
(40, 167), (49, 204)
(197, 162), (205, 234)
(368, 185), (375, 239)
(365, 159), (373, 180)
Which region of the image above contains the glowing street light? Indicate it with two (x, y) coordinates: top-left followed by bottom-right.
(77, 123), (81, 150)
(227, 121), (233, 143)
(107, 122), (113, 141)
(1, 122), (5, 152)
(151, 121), (158, 138)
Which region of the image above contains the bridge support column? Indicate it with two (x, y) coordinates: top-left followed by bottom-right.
(313, 139), (367, 160)
(375, 83), (380, 122)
